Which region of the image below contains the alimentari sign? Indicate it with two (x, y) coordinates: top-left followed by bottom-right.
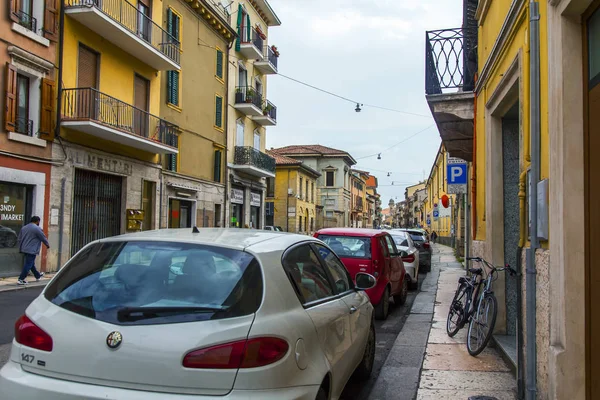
(0, 204), (24, 221)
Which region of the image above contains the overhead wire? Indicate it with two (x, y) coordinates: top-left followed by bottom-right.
(355, 124), (436, 160)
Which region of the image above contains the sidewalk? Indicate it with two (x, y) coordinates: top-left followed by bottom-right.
(0, 273), (55, 293)
(369, 244), (516, 400)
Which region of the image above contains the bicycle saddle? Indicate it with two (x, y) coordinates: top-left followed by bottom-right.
(469, 268), (483, 275)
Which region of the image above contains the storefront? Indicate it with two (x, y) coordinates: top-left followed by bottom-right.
(168, 198), (195, 228)
(250, 191), (261, 229)
(0, 182), (32, 277)
(230, 187), (244, 228)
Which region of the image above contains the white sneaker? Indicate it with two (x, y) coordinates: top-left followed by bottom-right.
(17, 279), (28, 285)
(36, 273), (45, 282)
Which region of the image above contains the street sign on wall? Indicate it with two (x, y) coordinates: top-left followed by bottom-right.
(447, 164), (468, 185)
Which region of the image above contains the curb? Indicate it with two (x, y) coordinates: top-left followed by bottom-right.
(0, 280), (51, 294)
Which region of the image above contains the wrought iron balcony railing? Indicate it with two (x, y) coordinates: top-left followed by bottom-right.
(235, 86), (263, 109)
(241, 26), (263, 52)
(263, 100), (277, 121)
(65, 0), (180, 65)
(265, 45), (278, 68)
(234, 146), (275, 174)
(425, 27), (477, 95)
(15, 116), (33, 136)
(62, 87), (178, 147)
(13, 9), (37, 32)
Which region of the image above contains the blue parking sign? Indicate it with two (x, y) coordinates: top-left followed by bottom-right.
(447, 164), (467, 185)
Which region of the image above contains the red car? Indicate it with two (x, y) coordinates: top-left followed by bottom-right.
(314, 228), (408, 320)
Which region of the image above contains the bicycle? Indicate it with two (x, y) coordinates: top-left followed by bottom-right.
(446, 256), (516, 356)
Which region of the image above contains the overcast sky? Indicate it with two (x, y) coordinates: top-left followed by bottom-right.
(266, 0), (462, 205)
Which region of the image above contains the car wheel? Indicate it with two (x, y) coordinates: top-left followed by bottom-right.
(394, 278), (408, 306)
(409, 273), (419, 290)
(354, 323), (376, 380)
(374, 286), (390, 320)
(316, 387), (328, 400)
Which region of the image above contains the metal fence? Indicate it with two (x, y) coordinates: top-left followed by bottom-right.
(233, 146), (275, 174)
(263, 100), (277, 121)
(65, 0), (180, 64)
(241, 26), (263, 52)
(15, 116), (33, 136)
(62, 87), (178, 148)
(14, 9), (37, 32)
(265, 45), (278, 69)
(425, 27), (477, 95)
(235, 86), (263, 110)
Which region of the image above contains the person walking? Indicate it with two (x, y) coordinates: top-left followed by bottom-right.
(17, 216), (49, 285)
(431, 230), (438, 244)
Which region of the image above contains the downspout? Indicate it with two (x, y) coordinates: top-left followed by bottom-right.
(472, 75), (478, 241)
(286, 169), (290, 232)
(526, 2), (540, 399)
(517, 170), (528, 399)
(57, 178), (65, 269)
(55, 0), (65, 139)
(223, 40), (234, 228)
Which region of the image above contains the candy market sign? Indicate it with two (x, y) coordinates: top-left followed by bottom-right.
(0, 204), (24, 221)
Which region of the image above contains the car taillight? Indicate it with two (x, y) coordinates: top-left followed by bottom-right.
(402, 254), (416, 263)
(183, 337), (289, 369)
(15, 315), (53, 352)
(422, 242), (431, 249)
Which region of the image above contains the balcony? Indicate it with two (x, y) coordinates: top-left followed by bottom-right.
(65, 0), (180, 70)
(234, 86), (263, 116)
(239, 27), (264, 60)
(254, 45), (278, 75)
(252, 100), (277, 126)
(61, 88), (178, 154)
(425, 23), (477, 161)
(231, 146), (275, 178)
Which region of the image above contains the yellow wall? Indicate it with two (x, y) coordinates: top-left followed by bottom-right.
(272, 166), (318, 232)
(161, 0), (231, 181)
(474, 1), (549, 243)
(61, 16), (161, 163)
(425, 145), (456, 237)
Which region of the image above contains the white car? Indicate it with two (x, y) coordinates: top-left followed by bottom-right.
(387, 230), (420, 290)
(0, 229), (377, 400)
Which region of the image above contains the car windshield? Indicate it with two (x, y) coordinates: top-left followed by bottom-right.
(318, 235), (371, 259)
(390, 232), (410, 247)
(44, 241), (262, 325)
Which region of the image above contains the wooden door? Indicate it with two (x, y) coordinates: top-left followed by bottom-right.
(585, 3), (600, 399)
(133, 74), (149, 137)
(77, 45), (98, 120)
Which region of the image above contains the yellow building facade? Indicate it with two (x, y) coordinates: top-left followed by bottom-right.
(424, 145), (456, 241)
(267, 152), (320, 234)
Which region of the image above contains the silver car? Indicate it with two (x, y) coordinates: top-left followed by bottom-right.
(387, 230), (420, 290)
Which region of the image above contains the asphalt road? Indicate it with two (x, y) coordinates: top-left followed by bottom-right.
(0, 274), (426, 399)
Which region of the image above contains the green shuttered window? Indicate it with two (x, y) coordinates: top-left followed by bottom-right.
(215, 95), (223, 128)
(214, 150), (222, 182)
(167, 70), (179, 106)
(216, 49), (224, 80)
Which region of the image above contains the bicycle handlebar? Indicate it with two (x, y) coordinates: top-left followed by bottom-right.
(466, 257), (518, 276)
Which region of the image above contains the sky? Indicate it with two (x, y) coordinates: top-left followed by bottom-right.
(265, 0), (463, 205)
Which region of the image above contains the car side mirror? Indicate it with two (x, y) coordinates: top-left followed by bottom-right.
(355, 273), (377, 290)
(399, 250), (408, 258)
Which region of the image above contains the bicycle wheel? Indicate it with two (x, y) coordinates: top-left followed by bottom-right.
(446, 283), (468, 337)
(467, 292), (498, 356)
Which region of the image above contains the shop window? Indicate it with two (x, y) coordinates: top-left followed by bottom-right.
(0, 182), (32, 278)
(142, 180), (155, 231)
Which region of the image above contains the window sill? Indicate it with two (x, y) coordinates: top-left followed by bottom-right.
(8, 132), (47, 148)
(167, 103), (182, 113)
(11, 23), (50, 47)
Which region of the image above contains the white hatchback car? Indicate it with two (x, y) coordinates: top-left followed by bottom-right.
(0, 229), (377, 400)
(387, 230), (420, 290)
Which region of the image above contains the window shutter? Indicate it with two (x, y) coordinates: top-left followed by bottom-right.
(216, 50), (223, 79)
(215, 96), (222, 127)
(235, 4), (243, 51)
(39, 78), (55, 139)
(9, 0), (21, 23)
(43, 0), (59, 42)
(173, 14), (180, 42)
(4, 63), (18, 132)
(167, 71), (179, 106)
(246, 14), (251, 42)
(167, 154), (177, 172)
(167, 8), (173, 37)
(213, 150), (222, 182)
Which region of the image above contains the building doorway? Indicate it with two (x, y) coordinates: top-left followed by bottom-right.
(0, 182), (32, 277)
(585, 3), (600, 398)
(71, 169), (122, 256)
(168, 198), (194, 229)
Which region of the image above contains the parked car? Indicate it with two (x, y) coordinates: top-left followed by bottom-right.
(314, 228), (408, 320)
(0, 229), (378, 400)
(386, 230), (420, 290)
(394, 229), (431, 272)
(264, 226), (283, 231)
(0, 225), (18, 248)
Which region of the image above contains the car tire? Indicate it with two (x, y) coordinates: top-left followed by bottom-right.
(394, 278), (409, 306)
(374, 286), (390, 320)
(409, 273), (419, 290)
(316, 387), (328, 400)
(354, 323), (376, 380)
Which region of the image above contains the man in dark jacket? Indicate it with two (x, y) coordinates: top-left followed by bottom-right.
(17, 216), (49, 285)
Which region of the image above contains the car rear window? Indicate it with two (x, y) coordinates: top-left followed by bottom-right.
(44, 241), (262, 325)
(405, 231), (425, 241)
(390, 232), (410, 247)
(317, 235), (371, 259)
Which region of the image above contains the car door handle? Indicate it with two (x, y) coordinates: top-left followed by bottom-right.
(349, 306), (358, 314)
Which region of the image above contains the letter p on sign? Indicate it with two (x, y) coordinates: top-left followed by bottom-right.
(447, 164), (467, 185)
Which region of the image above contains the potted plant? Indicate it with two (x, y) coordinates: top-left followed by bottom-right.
(262, 102), (273, 115)
(271, 45), (280, 57)
(255, 25), (267, 40)
(246, 87), (257, 102)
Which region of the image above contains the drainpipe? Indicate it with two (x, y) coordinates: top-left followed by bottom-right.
(54, 0), (66, 139)
(223, 40), (234, 228)
(57, 178), (66, 269)
(286, 169), (290, 232)
(526, 2), (540, 399)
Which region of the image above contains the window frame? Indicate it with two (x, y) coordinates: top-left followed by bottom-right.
(325, 171), (335, 187)
(281, 241), (355, 309)
(214, 94), (224, 131)
(384, 234), (399, 256)
(166, 70), (181, 110)
(215, 47), (224, 83)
